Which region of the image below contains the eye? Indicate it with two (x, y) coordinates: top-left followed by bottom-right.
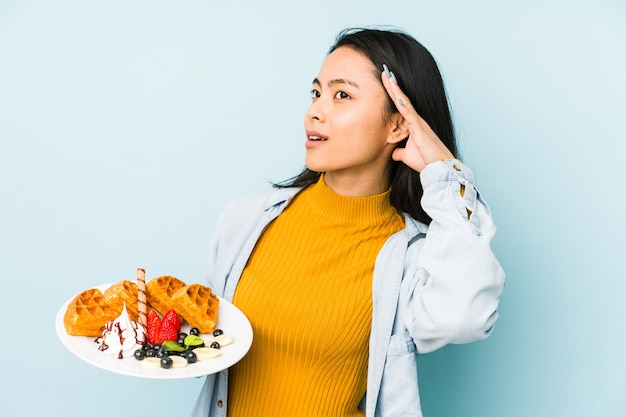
(334, 91), (350, 99)
(310, 89), (321, 99)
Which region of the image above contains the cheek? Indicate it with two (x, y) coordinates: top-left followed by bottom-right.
(354, 113), (391, 144)
(336, 106), (387, 136)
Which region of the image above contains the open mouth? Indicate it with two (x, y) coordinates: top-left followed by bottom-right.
(308, 135), (327, 141)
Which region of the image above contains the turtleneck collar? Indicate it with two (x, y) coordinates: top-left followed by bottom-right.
(298, 174), (401, 226)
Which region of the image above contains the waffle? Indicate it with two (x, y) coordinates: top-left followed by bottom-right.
(145, 275), (186, 317)
(63, 288), (118, 336)
(170, 284), (220, 333)
(103, 280), (140, 322)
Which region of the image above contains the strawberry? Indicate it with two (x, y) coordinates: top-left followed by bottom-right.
(157, 309), (181, 344)
(147, 309), (161, 345)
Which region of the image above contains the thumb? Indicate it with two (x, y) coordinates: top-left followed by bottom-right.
(392, 147), (405, 161)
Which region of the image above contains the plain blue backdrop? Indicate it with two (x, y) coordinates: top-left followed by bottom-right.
(1, 1), (624, 416)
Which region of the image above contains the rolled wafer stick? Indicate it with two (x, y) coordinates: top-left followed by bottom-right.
(136, 268), (148, 334)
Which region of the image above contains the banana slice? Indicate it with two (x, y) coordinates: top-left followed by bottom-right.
(142, 357), (161, 369)
(170, 356), (188, 368)
(194, 347), (221, 361)
(212, 334), (234, 347)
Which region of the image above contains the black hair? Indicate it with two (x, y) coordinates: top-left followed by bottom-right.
(275, 27), (458, 224)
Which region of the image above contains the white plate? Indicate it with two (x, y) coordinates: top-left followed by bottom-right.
(56, 283), (253, 379)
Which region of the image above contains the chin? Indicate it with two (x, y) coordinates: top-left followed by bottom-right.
(305, 165), (325, 174)
(304, 157), (326, 173)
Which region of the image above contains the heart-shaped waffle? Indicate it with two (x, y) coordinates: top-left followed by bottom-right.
(171, 284), (219, 333)
(145, 275), (186, 317)
(103, 280), (140, 322)
(63, 288), (118, 336)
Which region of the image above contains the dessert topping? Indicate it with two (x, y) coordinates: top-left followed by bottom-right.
(98, 303), (145, 359)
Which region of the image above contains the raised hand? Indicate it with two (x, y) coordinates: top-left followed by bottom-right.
(381, 64), (454, 172)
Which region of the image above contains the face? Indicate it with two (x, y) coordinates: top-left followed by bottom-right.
(304, 46), (401, 194)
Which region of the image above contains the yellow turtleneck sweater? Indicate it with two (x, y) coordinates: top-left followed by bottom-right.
(227, 176), (405, 417)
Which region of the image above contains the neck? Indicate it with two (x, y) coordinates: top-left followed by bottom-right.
(323, 166), (392, 197)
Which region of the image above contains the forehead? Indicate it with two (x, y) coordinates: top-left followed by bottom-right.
(316, 46), (378, 84)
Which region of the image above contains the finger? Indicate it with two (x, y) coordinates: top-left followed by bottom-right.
(380, 65), (399, 101)
(380, 68), (421, 126)
(391, 146), (405, 162)
(380, 67), (402, 105)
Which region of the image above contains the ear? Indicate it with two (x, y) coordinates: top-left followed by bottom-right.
(386, 113), (409, 145)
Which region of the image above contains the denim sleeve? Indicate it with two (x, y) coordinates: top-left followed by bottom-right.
(404, 159), (505, 353)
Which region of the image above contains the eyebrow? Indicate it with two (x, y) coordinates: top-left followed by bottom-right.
(312, 77), (360, 89)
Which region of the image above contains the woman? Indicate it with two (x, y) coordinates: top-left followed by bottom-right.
(191, 27), (505, 417)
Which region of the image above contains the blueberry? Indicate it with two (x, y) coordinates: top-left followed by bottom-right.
(190, 327), (200, 336)
(210, 341), (220, 349)
(134, 349), (146, 360)
(160, 356), (173, 369)
(213, 329), (224, 337)
(185, 351), (197, 364)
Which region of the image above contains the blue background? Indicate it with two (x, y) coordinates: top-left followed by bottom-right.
(1, 1), (624, 416)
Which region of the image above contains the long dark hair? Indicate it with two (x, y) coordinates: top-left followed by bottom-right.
(275, 27), (458, 225)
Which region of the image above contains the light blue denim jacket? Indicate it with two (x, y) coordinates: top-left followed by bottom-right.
(190, 160), (505, 417)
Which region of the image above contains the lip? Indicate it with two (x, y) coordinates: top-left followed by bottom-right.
(305, 130), (328, 148)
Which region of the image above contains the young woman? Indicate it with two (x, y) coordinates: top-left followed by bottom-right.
(191, 28), (505, 417)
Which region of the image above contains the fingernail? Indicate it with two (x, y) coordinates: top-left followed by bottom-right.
(398, 98), (405, 106)
(389, 71), (398, 85)
(382, 64), (391, 78)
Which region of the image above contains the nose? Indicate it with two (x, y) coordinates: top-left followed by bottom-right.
(305, 97), (326, 123)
